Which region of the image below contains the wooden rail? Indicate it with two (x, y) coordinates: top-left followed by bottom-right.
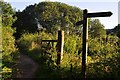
(41, 30), (64, 67)
(42, 40), (57, 42)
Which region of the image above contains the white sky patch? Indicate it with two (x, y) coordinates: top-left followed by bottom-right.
(118, 1), (120, 24)
(4, 0), (119, 2)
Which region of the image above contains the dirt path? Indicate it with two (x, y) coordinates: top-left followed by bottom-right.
(17, 54), (38, 78)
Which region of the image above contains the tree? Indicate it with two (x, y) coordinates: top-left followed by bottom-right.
(12, 2), (83, 38)
(0, 2), (17, 61)
(0, 1), (16, 27)
(89, 19), (106, 38)
(1, 2), (17, 78)
(109, 24), (120, 38)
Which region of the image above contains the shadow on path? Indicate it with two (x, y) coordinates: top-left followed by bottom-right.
(17, 53), (38, 78)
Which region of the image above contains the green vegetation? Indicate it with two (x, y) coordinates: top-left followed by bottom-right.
(12, 2), (83, 38)
(107, 24), (120, 38)
(17, 31), (120, 79)
(1, 2), (18, 79)
(0, 2), (16, 27)
(2, 26), (18, 79)
(1, 1), (120, 79)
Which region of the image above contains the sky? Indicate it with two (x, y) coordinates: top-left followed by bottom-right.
(4, 0), (119, 29)
(119, 1), (120, 24)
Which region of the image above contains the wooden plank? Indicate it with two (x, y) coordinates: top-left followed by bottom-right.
(87, 12), (112, 18)
(76, 20), (83, 26)
(42, 40), (57, 42)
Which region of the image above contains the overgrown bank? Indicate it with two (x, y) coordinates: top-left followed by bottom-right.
(17, 31), (120, 79)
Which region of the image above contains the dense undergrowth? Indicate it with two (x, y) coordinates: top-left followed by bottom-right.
(17, 31), (120, 79)
(1, 27), (18, 79)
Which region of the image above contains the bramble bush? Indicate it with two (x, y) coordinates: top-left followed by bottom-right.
(2, 27), (17, 61)
(64, 34), (82, 54)
(1, 1), (19, 79)
(87, 52), (120, 79)
(2, 26), (18, 79)
(17, 31), (55, 53)
(87, 35), (119, 79)
(17, 31), (120, 79)
(17, 31), (57, 65)
(88, 35), (118, 57)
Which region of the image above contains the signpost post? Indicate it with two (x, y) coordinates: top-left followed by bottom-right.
(82, 9), (88, 80)
(76, 9), (112, 80)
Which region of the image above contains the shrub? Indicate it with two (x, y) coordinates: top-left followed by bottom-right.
(87, 52), (120, 79)
(17, 31), (120, 79)
(2, 27), (17, 61)
(2, 26), (18, 78)
(17, 31), (54, 53)
(88, 35), (118, 57)
(64, 34), (82, 54)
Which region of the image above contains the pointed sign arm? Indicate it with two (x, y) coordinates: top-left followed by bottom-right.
(76, 20), (84, 26)
(87, 11), (112, 18)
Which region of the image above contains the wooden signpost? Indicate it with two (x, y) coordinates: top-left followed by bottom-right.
(76, 9), (112, 80)
(42, 30), (64, 67)
(57, 31), (64, 67)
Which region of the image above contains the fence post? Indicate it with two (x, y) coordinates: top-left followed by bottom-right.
(57, 30), (64, 66)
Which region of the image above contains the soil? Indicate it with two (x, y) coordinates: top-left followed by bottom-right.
(16, 54), (38, 78)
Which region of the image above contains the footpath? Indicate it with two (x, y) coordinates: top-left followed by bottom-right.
(17, 54), (38, 78)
